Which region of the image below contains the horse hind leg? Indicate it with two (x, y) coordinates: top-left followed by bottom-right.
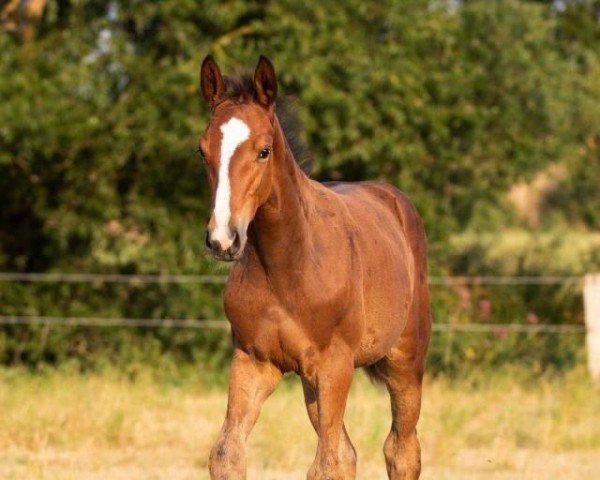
(381, 357), (424, 480)
(369, 296), (430, 479)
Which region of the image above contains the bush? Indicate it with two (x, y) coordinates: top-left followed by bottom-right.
(1, 1), (599, 371)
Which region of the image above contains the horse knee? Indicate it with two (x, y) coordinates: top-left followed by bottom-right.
(383, 430), (421, 480)
(307, 458), (346, 480)
(209, 436), (246, 480)
(309, 442), (356, 480)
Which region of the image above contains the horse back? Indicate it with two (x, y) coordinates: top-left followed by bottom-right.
(324, 180), (427, 274)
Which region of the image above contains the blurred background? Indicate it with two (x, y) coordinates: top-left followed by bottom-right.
(1, 1), (599, 479)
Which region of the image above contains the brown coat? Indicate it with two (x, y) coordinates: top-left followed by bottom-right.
(200, 55), (431, 480)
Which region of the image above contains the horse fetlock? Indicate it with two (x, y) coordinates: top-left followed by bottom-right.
(209, 437), (246, 480)
(308, 454), (352, 480)
(383, 431), (421, 480)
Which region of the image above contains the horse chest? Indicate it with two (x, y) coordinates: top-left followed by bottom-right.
(223, 282), (309, 371)
(223, 272), (353, 372)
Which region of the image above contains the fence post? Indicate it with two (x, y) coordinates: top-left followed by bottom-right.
(584, 274), (600, 383)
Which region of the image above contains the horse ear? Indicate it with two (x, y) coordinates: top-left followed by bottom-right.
(200, 55), (225, 108)
(254, 55), (277, 107)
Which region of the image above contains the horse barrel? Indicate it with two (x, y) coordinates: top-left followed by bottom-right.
(585, 274), (600, 384)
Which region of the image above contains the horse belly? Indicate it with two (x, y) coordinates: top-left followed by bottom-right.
(354, 295), (410, 366)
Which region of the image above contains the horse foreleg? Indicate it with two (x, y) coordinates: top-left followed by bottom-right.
(209, 348), (282, 480)
(302, 378), (357, 479)
(303, 346), (355, 480)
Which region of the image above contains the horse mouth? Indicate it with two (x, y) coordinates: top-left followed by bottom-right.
(210, 250), (244, 262)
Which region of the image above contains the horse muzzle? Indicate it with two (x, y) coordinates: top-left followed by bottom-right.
(205, 228), (244, 262)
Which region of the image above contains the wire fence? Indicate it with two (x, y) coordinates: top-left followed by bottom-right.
(0, 316), (229, 329)
(0, 315), (587, 333)
(0, 272), (587, 333)
(0, 272), (228, 284)
(0, 272), (584, 286)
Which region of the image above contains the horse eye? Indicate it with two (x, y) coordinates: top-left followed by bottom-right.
(197, 148), (206, 161)
(258, 146), (271, 160)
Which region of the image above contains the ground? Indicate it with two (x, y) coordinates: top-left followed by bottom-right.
(0, 365), (599, 479)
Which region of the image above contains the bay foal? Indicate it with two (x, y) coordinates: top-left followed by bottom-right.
(199, 55), (431, 480)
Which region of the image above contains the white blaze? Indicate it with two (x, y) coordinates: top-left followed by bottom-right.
(212, 117), (250, 247)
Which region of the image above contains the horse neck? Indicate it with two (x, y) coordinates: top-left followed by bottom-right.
(248, 115), (314, 274)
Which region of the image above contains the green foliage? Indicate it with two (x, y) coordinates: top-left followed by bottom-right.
(427, 228), (600, 374)
(0, 0), (599, 371)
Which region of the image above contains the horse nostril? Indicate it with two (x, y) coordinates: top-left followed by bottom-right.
(205, 230), (214, 251)
(231, 231), (240, 251)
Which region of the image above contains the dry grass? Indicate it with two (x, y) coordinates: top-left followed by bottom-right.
(1, 365), (599, 479)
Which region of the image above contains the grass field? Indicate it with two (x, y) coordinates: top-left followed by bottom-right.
(1, 364), (599, 480)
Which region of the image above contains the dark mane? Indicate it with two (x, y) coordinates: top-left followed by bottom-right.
(222, 76), (257, 103)
(223, 75), (313, 174)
